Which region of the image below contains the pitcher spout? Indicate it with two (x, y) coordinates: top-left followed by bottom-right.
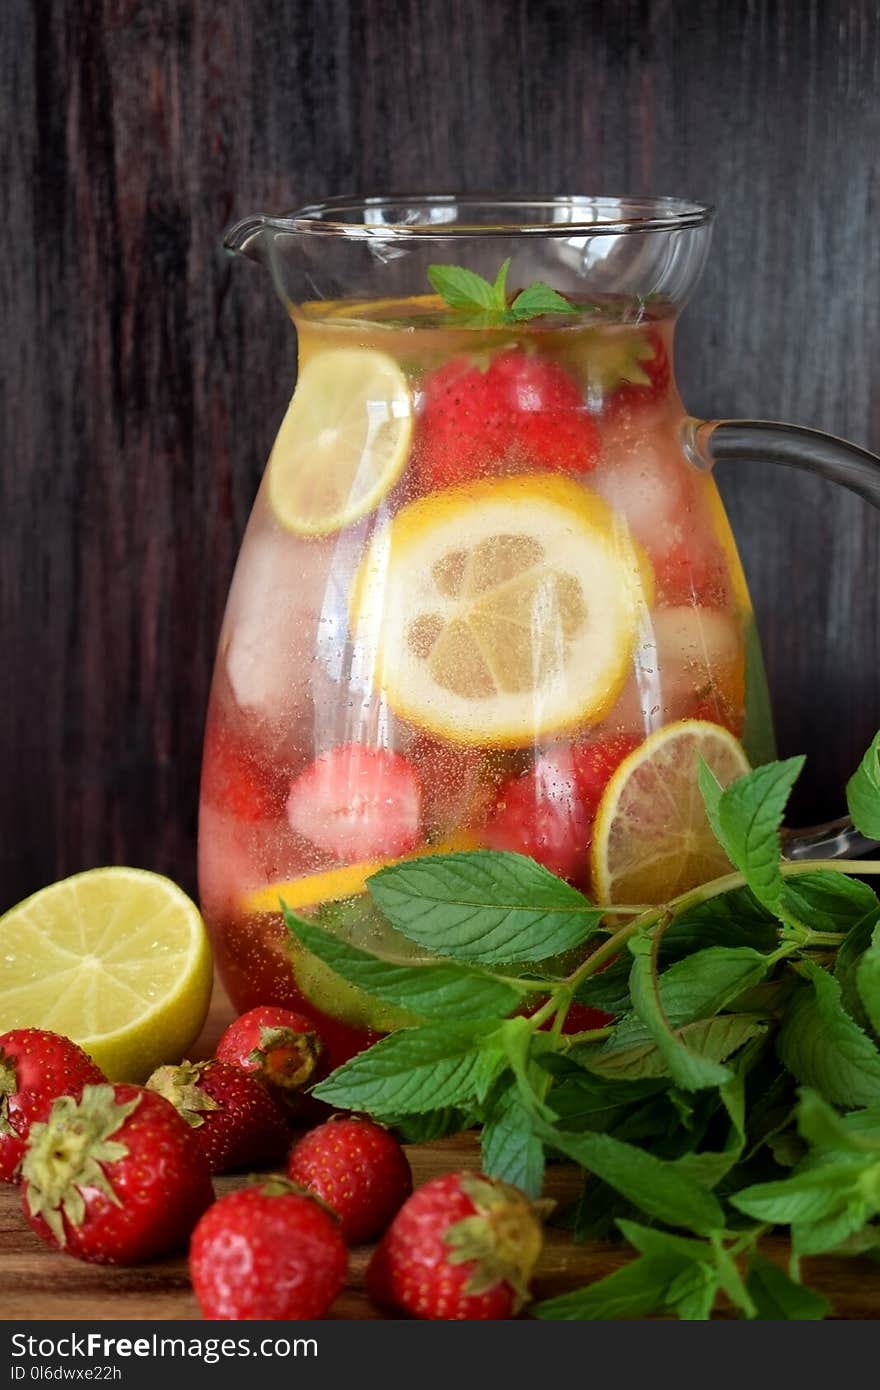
(223, 214), (270, 261)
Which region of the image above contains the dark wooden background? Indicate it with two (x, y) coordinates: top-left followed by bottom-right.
(2, 0), (879, 908)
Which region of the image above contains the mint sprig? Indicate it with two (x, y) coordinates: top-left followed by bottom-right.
(427, 258), (579, 325)
(283, 732), (880, 1319)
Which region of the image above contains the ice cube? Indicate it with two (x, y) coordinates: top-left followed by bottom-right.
(590, 423), (692, 558)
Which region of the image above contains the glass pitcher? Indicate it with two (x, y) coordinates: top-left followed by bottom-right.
(199, 195), (880, 1068)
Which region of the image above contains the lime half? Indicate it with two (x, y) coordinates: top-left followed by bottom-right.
(0, 867), (213, 1082)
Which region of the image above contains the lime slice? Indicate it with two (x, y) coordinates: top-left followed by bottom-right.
(591, 719), (751, 904)
(350, 473), (653, 747)
(0, 868), (213, 1082)
(267, 347), (413, 535)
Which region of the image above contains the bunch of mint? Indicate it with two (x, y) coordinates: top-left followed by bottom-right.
(284, 732), (880, 1320)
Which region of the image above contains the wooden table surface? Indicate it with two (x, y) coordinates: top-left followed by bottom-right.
(1, 989), (878, 1322)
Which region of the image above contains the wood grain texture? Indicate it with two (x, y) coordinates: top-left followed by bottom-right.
(2, 0), (879, 906)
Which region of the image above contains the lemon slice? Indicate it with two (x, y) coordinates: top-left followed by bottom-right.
(350, 474), (652, 747)
(591, 719), (751, 904)
(267, 347), (413, 535)
(241, 830), (479, 916)
(0, 868), (213, 1082)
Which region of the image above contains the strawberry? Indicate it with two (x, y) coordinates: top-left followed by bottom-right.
(367, 1171), (544, 1320)
(485, 348), (600, 473)
(20, 1083), (213, 1264)
(654, 539), (731, 609)
(483, 757), (592, 882)
(571, 734), (641, 808)
(416, 350), (599, 488)
(286, 743), (423, 862)
(415, 357), (508, 487)
(146, 1058), (290, 1173)
(287, 1116), (412, 1243)
(0, 1029), (106, 1183)
(189, 1177), (347, 1320)
(215, 1005), (323, 1105)
(595, 328), (671, 425)
(201, 720), (285, 822)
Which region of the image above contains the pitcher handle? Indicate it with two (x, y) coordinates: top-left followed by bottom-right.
(682, 417), (880, 861)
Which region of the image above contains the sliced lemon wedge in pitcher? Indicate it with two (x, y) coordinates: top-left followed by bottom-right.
(591, 719), (751, 904)
(267, 347), (413, 535)
(350, 474), (653, 747)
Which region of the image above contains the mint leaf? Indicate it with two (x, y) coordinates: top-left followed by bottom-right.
(377, 1108), (472, 1142)
(857, 918), (880, 1039)
(627, 937), (765, 1090)
(577, 1015), (767, 1083)
(367, 850), (603, 965)
(426, 264), (501, 311)
(732, 1156), (877, 1255)
(534, 1124), (725, 1234)
(704, 758), (805, 911)
(781, 871), (878, 936)
(660, 888), (779, 961)
(533, 1254), (691, 1320)
(492, 257), (511, 302)
(697, 758), (725, 847)
(573, 954), (632, 1013)
(665, 1263), (719, 1320)
(746, 1253), (830, 1320)
(510, 282), (577, 321)
(427, 260), (577, 324)
(777, 960), (880, 1106)
(284, 911), (522, 1019)
(796, 1087), (880, 1155)
(846, 730), (880, 839)
(311, 1021), (505, 1114)
(834, 907), (880, 1032)
(481, 1087), (545, 1197)
(586, 944), (773, 1083)
(616, 1223), (723, 1319)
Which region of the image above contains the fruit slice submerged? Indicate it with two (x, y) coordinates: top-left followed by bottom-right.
(0, 869), (213, 1083)
(591, 719), (751, 904)
(240, 830), (479, 915)
(286, 744), (423, 861)
(351, 474), (653, 747)
(267, 347), (413, 535)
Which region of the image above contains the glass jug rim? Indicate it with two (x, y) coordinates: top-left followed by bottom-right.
(224, 193), (714, 248)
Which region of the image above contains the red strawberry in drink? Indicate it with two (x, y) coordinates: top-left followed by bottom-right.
(595, 327), (671, 425)
(571, 733), (641, 808)
(484, 757), (592, 882)
(654, 539), (731, 610)
(146, 1058), (290, 1173)
(20, 1083), (213, 1263)
(189, 1178), (347, 1320)
(486, 348), (600, 472)
(416, 349), (599, 488)
(415, 357), (508, 487)
(483, 737), (640, 882)
(287, 1116), (413, 1243)
(201, 719), (285, 822)
(0, 1030), (106, 1183)
(215, 1005), (323, 1105)
(367, 1172), (544, 1320)
(286, 743), (423, 861)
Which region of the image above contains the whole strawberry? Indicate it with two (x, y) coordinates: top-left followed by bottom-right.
(596, 327), (671, 425)
(367, 1171), (544, 1319)
(0, 1030), (106, 1183)
(146, 1059), (290, 1173)
(20, 1083), (214, 1264)
(216, 1006), (323, 1107)
(287, 1116), (412, 1242)
(190, 1177), (347, 1320)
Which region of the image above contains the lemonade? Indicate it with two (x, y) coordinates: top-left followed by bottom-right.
(198, 271), (774, 1068)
